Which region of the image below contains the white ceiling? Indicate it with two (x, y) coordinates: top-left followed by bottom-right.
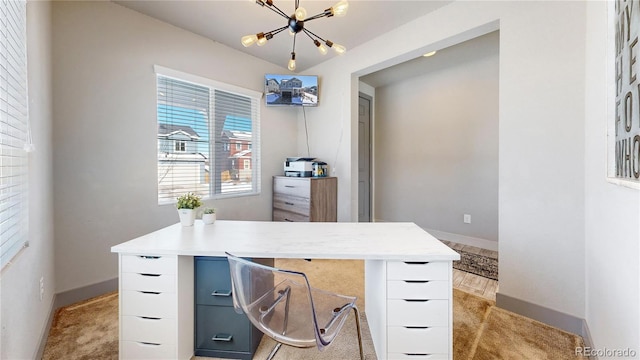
(113, 0), (452, 72)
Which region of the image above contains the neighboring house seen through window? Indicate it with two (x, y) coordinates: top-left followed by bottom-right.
(156, 67), (261, 203)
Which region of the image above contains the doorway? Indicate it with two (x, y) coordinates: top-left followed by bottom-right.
(358, 93), (372, 222)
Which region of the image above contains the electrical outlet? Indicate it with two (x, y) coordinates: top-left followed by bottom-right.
(463, 214), (471, 224)
(39, 276), (44, 301)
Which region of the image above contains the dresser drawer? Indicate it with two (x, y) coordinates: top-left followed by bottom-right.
(273, 194), (310, 215)
(121, 255), (177, 275)
(121, 316), (175, 343)
(387, 326), (448, 354)
(273, 177), (310, 198)
(195, 305), (253, 352)
(121, 340), (176, 359)
(387, 354), (449, 360)
(121, 290), (176, 318)
(273, 209), (310, 222)
(387, 280), (449, 300)
(387, 261), (449, 281)
(121, 272), (176, 293)
(195, 257), (233, 307)
(387, 299), (448, 327)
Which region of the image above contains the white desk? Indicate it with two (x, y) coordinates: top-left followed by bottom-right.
(111, 220), (460, 360)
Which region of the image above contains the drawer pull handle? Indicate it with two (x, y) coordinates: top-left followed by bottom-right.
(211, 289), (232, 297)
(404, 326), (430, 329)
(404, 280), (429, 283)
(138, 316), (161, 320)
(140, 291), (161, 295)
(212, 333), (233, 342)
(138, 341), (161, 346)
(139, 256), (161, 259)
(139, 273), (161, 277)
(404, 299), (429, 302)
(284, 218), (294, 222)
(404, 261), (428, 265)
(284, 201), (295, 206)
(403, 354), (430, 357)
(284, 185), (295, 188)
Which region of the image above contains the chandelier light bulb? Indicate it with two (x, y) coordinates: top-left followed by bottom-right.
(295, 7), (307, 21)
(241, 34), (258, 47)
(288, 52), (296, 71)
(330, 0), (349, 17)
(314, 40), (328, 55)
(332, 43), (346, 54)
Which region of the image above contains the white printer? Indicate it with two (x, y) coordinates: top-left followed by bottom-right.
(284, 157), (314, 177)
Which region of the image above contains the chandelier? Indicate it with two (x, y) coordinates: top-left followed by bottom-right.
(241, 0), (349, 71)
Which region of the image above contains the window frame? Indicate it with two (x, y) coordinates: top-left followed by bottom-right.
(1, 0), (29, 269)
(154, 66), (262, 204)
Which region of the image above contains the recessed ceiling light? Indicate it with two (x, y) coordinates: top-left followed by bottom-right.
(423, 51), (437, 57)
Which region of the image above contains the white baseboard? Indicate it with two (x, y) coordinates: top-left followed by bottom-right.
(424, 228), (498, 251)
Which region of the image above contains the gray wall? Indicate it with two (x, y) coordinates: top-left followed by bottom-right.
(369, 31), (498, 245)
(584, 1), (640, 351)
(51, 1), (298, 294)
(0, 1), (55, 358)
(305, 0), (587, 322)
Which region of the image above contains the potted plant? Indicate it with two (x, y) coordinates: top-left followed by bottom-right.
(202, 207), (216, 225)
(176, 192), (202, 226)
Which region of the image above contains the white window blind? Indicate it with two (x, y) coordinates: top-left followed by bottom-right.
(1, 0), (29, 269)
(156, 69), (261, 204)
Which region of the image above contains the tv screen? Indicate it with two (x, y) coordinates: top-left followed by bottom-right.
(265, 74), (318, 107)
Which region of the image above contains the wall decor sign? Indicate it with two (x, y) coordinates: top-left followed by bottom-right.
(615, 0), (640, 182)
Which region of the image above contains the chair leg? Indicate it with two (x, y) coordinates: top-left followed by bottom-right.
(352, 306), (365, 360)
(266, 342), (283, 360)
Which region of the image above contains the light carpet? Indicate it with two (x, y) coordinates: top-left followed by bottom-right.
(42, 259), (586, 359)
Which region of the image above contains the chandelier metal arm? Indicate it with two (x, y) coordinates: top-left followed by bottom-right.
(292, 32), (297, 52)
(257, 0), (290, 19)
(266, 25), (289, 37)
(304, 10), (332, 22)
(302, 28), (326, 43)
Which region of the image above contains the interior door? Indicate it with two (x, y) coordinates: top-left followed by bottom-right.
(358, 93), (372, 222)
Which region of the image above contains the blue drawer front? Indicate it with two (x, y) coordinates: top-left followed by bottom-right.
(195, 256), (234, 307)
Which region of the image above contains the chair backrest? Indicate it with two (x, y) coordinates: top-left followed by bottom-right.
(226, 253), (353, 351)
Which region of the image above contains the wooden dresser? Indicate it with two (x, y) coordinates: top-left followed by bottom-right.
(272, 176), (337, 222)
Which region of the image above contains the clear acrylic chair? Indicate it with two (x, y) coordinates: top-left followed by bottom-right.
(225, 252), (365, 360)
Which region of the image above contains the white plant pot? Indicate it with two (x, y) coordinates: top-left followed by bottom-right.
(177, 208), (196, 227)
(202, 213), (216, 225)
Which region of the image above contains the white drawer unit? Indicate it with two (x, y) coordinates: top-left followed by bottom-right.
(387, 280), (449, 300)
(387, 261), (449, 281)
(387, 326), (449, 354)
(118, 254), (193, 360)
(387, 299), (449, 327)
(121, 316), (174, 344)
(121, 272), (176, 293)
(385, 260), (452, 359)
(387, 354), (449, 360)
(121, 340), (176, 359)
(121, 290), (177, 318)
(121, 254), (177, 274)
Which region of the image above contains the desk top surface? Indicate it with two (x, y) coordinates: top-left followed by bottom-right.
(111, 220), (460, 261)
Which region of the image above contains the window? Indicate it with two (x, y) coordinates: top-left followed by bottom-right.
(1, 0), (29, 269)
(155, 66), (261, 203)
(174, 140), (186, 152)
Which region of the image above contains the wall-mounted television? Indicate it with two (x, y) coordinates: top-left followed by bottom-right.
(265, 74), (318, 107)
